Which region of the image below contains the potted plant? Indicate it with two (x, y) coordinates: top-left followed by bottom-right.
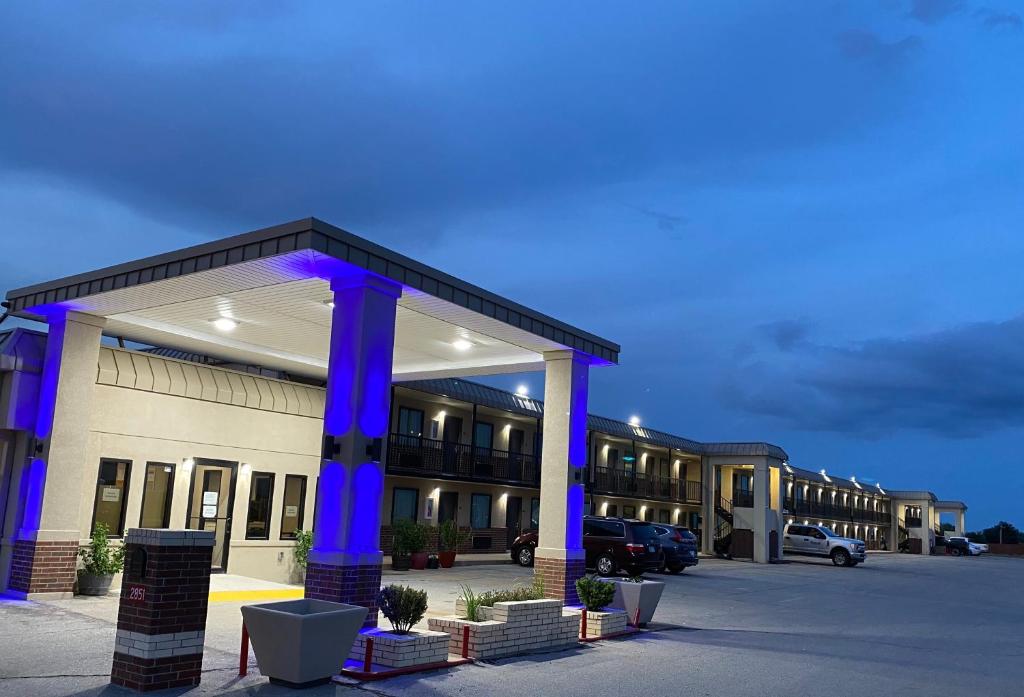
(438, 519), (468, 568)
(390, 519), (414, 571)
(378, 584), (428, 633)
(77, 522), (125, 596)
(408, 522), (430, 570)
(610, 574), (665, 627)
(574, 574), (627, 638)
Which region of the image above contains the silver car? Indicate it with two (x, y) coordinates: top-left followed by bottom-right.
(783, 523), (866, 567)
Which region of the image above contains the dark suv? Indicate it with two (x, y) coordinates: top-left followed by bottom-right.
(653, 525), (700, 574)
(510, 516), (664, 576)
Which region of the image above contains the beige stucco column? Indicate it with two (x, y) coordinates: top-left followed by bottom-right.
(752, 458), (772, 563)
(7, 310), (105, 598)
(304, 273), (401, 628)
(958, 509), (966, 536)
(534, 350), (589, 604)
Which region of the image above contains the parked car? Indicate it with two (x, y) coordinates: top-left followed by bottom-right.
(782, 523), (866, 567)
(945, 536), (971, 556)
(653, 525), (699, 574)
(510, 516), (664, 576)
(969, 542), (987, 555)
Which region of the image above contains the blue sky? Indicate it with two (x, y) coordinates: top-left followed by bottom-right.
(2, 1), (1022, 527)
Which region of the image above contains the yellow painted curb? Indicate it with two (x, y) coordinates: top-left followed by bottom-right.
(209, 588), (304, 603)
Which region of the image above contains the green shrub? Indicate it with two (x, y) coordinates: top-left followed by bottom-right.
(392, 519), (429, 555)
(459, 584), (482, 621)
(476, 577), (545, 608)
(575, 574), (615, 611)
(79, 523), (125, 576)
(439, 519), (468, 551)
(377, 584), (428, 634)
(292, 529), (312, 569)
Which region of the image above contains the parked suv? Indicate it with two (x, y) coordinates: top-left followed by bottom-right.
(783, 523), (866, 567)
(945, 536), (973, 557)
(653, 525), (699, 574)
(510, 516), (664, 576)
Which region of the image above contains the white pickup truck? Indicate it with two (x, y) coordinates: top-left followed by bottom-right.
(783, 523), (866, 567)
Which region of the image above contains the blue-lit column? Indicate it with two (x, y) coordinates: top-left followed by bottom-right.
(534, 350), (589, 605)
(7, 310), (105, 598)
(304, 273), (400, 628)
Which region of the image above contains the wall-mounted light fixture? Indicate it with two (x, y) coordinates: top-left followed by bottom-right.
(182, 457), (194, 473)
(241, 462), (252, 476)
(628, 416), (641, 427)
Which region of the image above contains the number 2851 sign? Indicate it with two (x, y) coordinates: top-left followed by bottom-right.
(125, 584), (146, 603)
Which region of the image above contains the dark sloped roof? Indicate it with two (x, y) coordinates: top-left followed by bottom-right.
(934, 500), (967, 509)
(787, 465), (888, 495)
(886, 490), (938, 502)
(702, 441), (789, 460)
(398, 378), (543, 418)
(0, 327), (46, 373)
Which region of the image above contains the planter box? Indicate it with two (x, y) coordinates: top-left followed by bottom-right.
(568, 608), (628, 638)
(241, 598), (367, 688)
(610, 579), (664, 627)
(349, 628), (450, 668)
(429, 599), (578, 660)
(77, 570), (114, 596)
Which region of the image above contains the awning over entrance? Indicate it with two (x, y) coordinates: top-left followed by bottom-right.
(5, 217), (619, 379)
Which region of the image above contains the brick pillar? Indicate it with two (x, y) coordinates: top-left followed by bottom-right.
(7, 539), (79, 597)
(305, 274), (400, 629)
(535, 557), (586, 605)
(110, 529), (214, 692)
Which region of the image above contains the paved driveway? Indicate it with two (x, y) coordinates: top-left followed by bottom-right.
(1, 553), (1022, 696)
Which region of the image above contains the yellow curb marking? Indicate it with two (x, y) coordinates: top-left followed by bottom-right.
(209, 588), (305, 603)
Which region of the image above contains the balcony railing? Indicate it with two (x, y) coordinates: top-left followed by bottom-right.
(733, 490), (754, 508)
(386, 434), (540, 486)
(592, 467), (702, 504)
(785, 497), (890, 525)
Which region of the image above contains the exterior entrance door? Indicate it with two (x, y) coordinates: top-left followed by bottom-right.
(442, 417), (463, 475)
(186, 459), (237, 572)
(438, 491), (459, 525)
(505, 496), (523, 549)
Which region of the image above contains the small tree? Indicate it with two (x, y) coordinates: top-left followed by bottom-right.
(377, 584), (428, 634)
(79, 523), (125, 576)
(575, 574), (616, 612)
(292, 529), (313, 569)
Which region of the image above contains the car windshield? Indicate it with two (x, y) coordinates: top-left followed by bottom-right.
(630, 523), (660, 542)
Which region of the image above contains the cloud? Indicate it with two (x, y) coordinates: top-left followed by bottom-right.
(836, 30), (923, 65)
(975, 8), (1024, 30)
(760, 319), (815, 352)
(721, 315), (1024, 438)
(907, 0), (965, 24)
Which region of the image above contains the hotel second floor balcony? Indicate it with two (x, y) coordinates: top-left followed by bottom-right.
(784, 498), (890, 525)
(386, 433), (541, 487)
(592, 466), (702, 505)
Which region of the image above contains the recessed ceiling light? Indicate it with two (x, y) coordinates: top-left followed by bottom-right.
(212, 317), (238, 331)
(452, 339), (473, 351)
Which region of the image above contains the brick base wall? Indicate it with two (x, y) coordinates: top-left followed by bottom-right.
(111, 651), (203, 692)
(7, 539), (79, 596)
(534, 557), (585, 606)
(305, 562), (383, 628)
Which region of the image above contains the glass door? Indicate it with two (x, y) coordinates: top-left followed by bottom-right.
(186, 459), (237, 572)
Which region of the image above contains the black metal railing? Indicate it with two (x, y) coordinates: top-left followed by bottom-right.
(386, 434), (540, 486)
(784, 497), (890, 525)
(733, 490), (754, 508)
(591, 466), (702, 504)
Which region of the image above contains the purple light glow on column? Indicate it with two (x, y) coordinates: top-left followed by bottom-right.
(34, 314), (68, 441)
(19, 458), (47, 538)
(568, 365), (589, 468)
(347, 462), (384, 553)
(565, 483), (585, 552)
(312, 462), (347, 553)
(323, 297), (358, 438)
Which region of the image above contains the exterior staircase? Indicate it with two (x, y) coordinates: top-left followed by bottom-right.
(713, 496), (734, 558)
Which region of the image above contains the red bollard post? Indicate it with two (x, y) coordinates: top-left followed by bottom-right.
(461, 625), (470, 659)
(632, 607), (641, 628)
(581, 608), (588, 639)
(239, 624), (249, 677)
(363, 637), (374, 673)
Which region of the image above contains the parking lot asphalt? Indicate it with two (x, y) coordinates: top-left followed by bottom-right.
(2, 553), (1022, 697)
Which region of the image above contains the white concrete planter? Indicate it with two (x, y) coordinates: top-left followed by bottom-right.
(241, 598), (367, 688)
(349, 628), (450, 668)
(429, 599), (578, 660)
(610, 579), (664, 627)
(568, 607), (629, 638)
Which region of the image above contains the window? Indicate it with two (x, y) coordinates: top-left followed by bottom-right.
(397, 407), (424, 440)
(606, 503), (618, 517)
(530, 497), (540, 528)
(92, 459), (131, 537)
(607, 448), (619, 469)
(643, 508), (654, 522)
(245, 472), (275, 539)
(139, 462), (174, 529)
(623, 505), (636, 519)
(279, 475), (307, 540)
(585, 519), (625, 537)
(658, 509), (671, 524)
(392, 488), (419, 524)
(474, 422), (494, 450)
(470, 493), (492, 529)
